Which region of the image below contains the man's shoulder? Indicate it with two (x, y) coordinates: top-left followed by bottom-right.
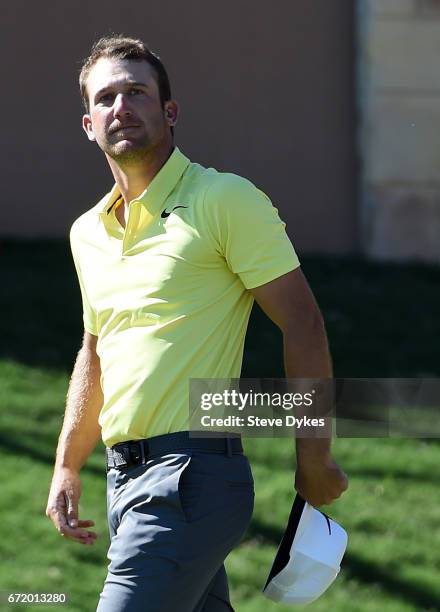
(186, 160), (260, 203)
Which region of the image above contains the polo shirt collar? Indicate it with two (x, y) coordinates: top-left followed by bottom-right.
(99, 146), (191, 218)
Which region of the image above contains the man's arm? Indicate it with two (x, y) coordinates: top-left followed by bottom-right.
(251, 267), (348, 507)
(45, 330), (103, 545)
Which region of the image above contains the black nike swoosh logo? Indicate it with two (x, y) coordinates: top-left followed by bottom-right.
(161, 205), (188, 218)
(323, 513), (332, 535)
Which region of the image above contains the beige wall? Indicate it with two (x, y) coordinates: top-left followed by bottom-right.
(2, 1), (356, 254)
(358, 0), (440, 262)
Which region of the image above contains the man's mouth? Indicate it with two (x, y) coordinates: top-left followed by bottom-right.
(111, 125), (140, 134)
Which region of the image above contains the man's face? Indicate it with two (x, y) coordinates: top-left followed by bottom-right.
(82, 57), (177, 163)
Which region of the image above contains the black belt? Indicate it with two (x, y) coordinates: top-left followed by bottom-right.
(106, 431), (243, 471)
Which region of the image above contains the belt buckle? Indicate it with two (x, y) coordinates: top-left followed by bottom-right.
(129, 441), (147, 465)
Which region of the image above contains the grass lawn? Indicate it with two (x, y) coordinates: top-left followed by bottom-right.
(1, 240), (440, 611)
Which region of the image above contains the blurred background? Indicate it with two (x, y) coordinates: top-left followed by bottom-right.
(1, 1), (440, 611)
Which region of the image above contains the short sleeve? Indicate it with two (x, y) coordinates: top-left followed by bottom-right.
(204, 174), (300, 289)
(70, 223), (98, 336)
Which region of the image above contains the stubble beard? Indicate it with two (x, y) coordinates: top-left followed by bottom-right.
(104, 132), (154, 165)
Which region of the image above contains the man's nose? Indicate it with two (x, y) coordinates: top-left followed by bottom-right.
(113, 93), (131, 118)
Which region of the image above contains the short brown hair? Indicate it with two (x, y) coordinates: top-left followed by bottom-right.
(79, 35), (172, 112)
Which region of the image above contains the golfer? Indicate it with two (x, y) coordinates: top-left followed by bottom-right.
(46, 35), (348, 611)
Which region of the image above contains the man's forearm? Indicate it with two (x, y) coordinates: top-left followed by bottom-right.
(283, 315), (333, 460)
(251, 269), (348, 505)
(55, 336), (103, 472)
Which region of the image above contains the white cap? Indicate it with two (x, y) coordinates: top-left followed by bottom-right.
(263, 494), (348, 605)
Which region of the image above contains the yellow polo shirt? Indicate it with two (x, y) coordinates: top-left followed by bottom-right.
(70, 147), (300, 447)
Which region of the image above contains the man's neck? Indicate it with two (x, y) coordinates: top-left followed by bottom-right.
(107, 143), (174, 206)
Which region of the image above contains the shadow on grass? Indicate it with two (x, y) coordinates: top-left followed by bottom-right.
(342, 552), (440, 609)
(247, 444), (440, 482)
(246, 518), (440, 609)
(341, 466), (440, 483)
(2, 428), (439, 487)
(0, 434), (105, 478)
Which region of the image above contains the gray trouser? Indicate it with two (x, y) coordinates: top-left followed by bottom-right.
(96, 450), (254, 611)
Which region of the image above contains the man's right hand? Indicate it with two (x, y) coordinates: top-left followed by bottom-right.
(295, 452), (348, 508)
(46, 467), (97, 545)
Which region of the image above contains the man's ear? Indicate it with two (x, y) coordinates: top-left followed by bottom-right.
(164, 100), (179, 128)
(82, 114), (96, 142)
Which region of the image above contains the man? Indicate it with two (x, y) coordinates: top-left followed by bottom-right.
(46, 35), (348, 611)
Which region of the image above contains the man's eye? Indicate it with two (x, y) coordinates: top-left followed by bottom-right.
(129, 88), (143, 95)
(99, 93), (114, 103)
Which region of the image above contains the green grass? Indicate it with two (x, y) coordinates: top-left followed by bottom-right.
(1, 240), (440, 611)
